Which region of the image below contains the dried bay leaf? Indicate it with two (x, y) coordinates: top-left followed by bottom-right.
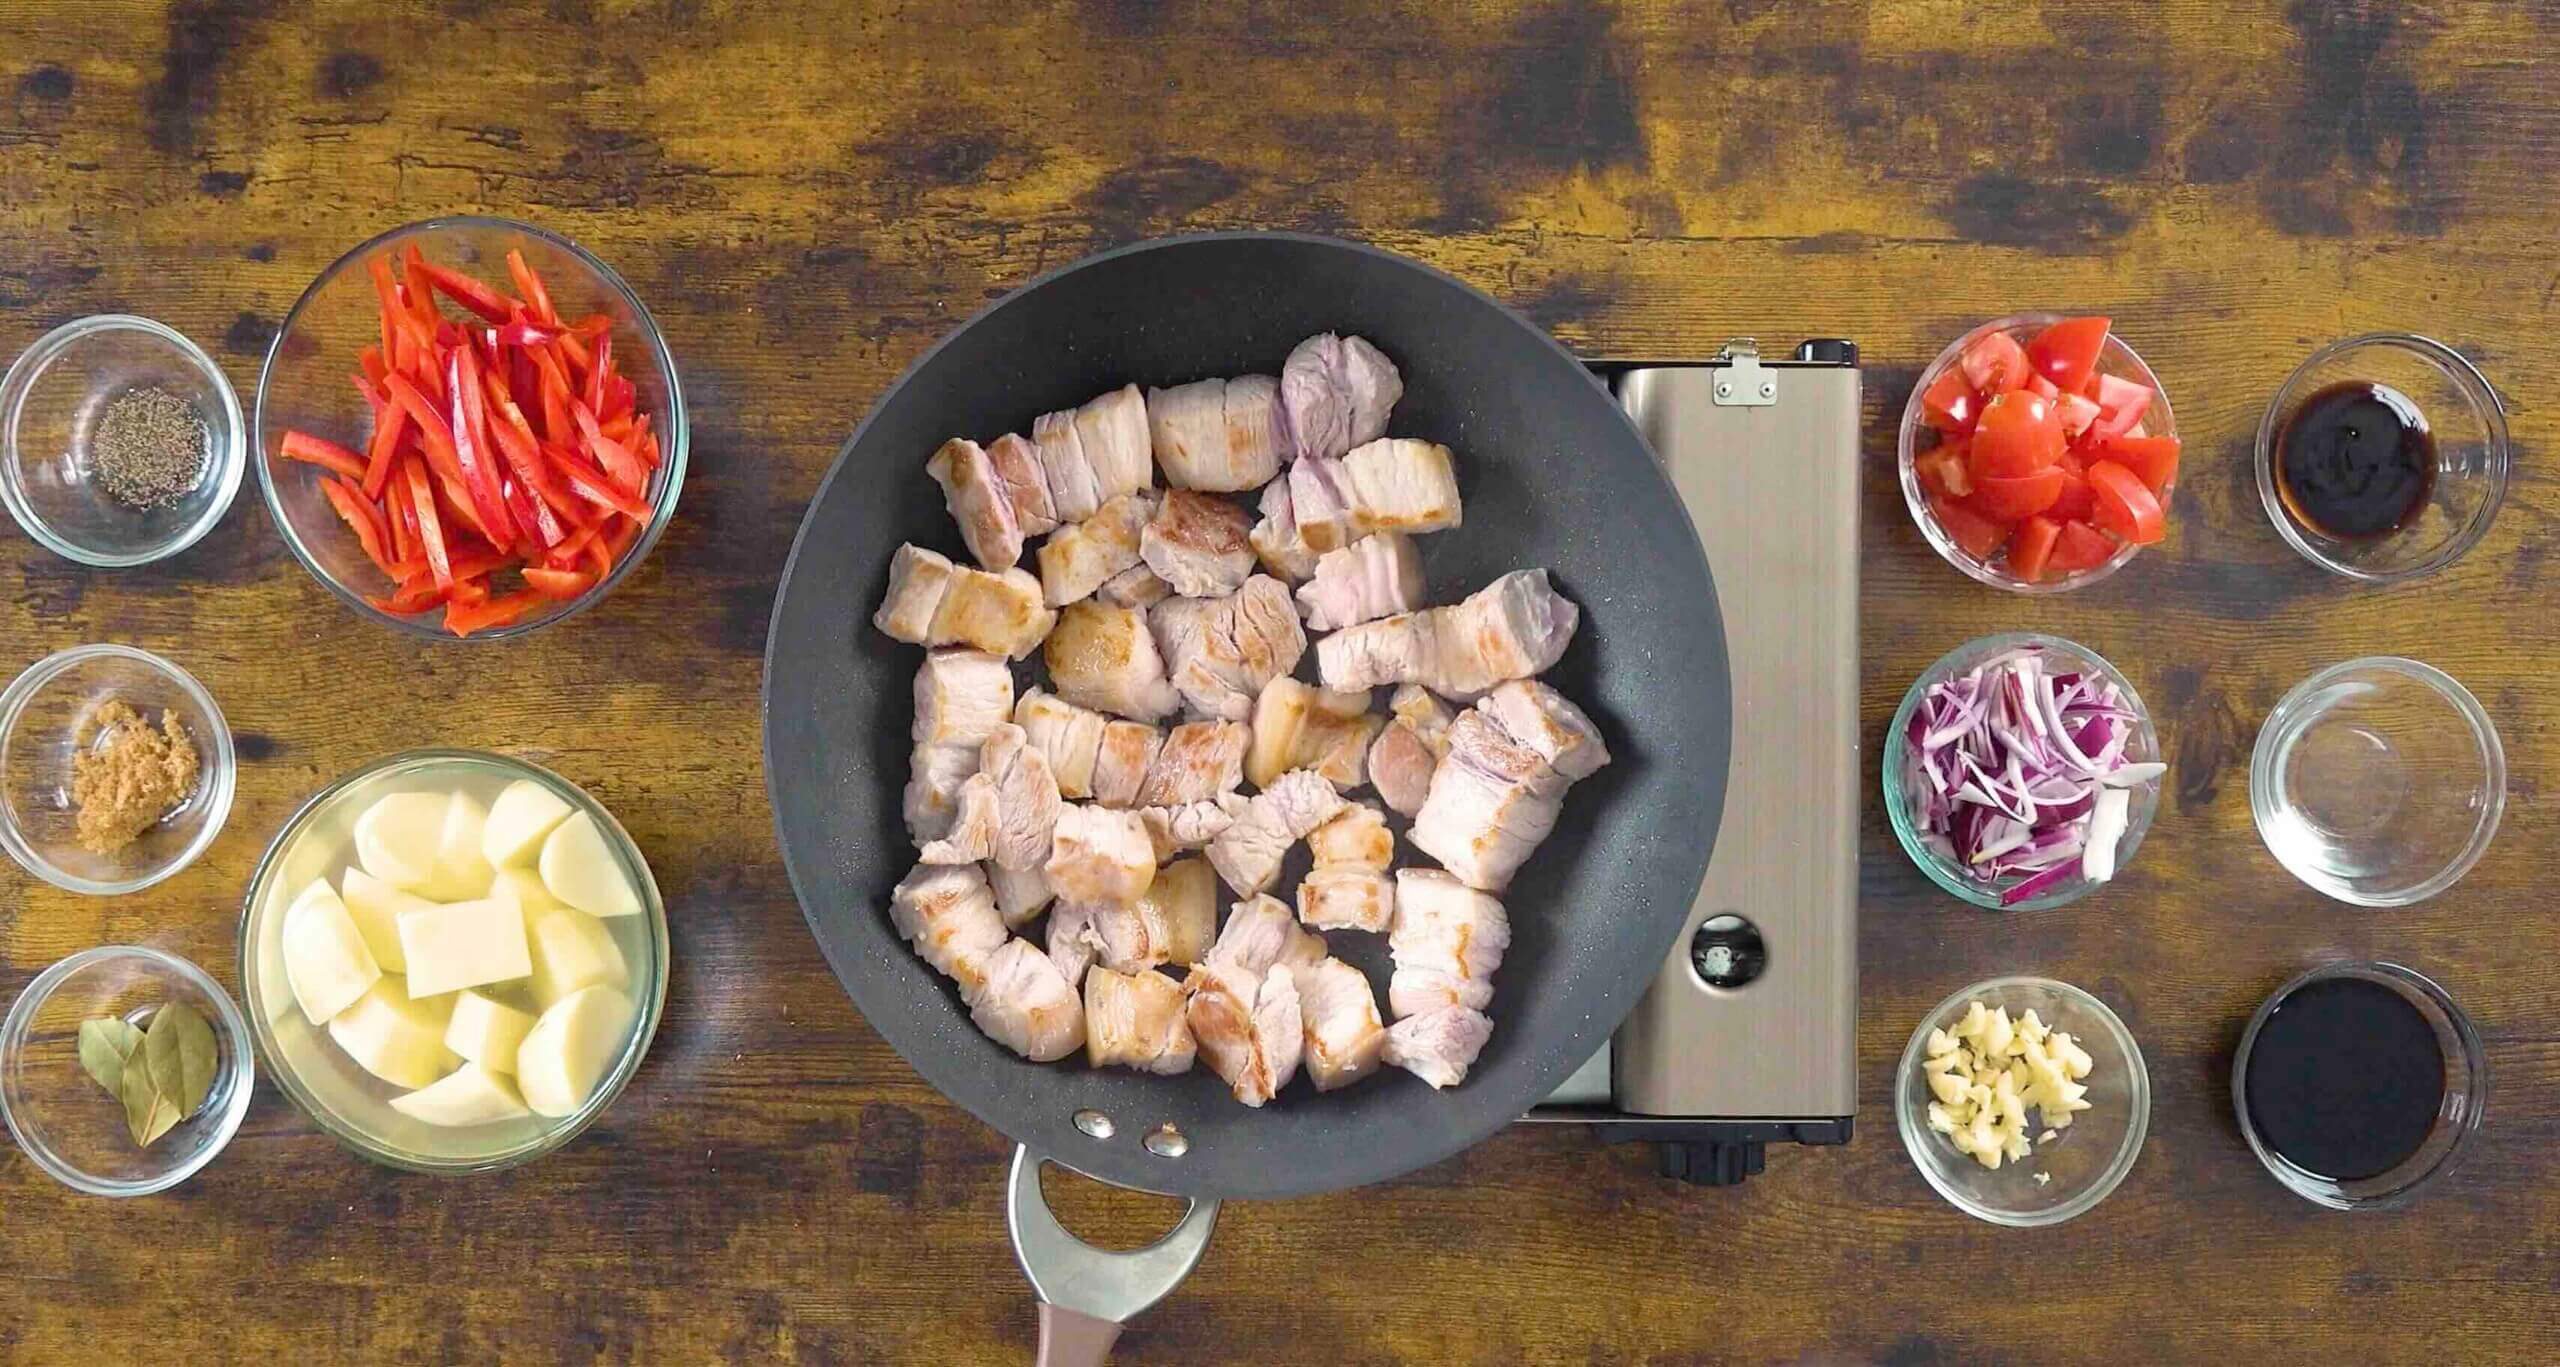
(118, 1051), (169, 1147)
(77, 1017), (144, 1098)
(146, 1000), (218, 1117)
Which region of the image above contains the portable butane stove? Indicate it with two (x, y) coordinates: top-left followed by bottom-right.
(1526, 339), (1863, 1185)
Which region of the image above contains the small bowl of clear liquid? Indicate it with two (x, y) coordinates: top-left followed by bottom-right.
(2250, 658), (2503, 907)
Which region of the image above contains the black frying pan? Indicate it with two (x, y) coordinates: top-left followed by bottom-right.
(763, 233), (1729, 1203)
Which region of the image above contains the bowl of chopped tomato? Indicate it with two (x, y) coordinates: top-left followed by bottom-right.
(254, 218), (686, 638)
(1899, 314), (2177, 593)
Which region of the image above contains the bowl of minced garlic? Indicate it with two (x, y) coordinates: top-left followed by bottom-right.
(0, 645), (234, 894)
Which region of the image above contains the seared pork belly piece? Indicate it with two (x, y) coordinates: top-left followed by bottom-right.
(1297, 957), (1388, 1091)
(1147, 377), (1287, 492)
(1308, 803), (1394, 869)
(1152, 576), (1307, 721)
(1249, 478), (1321, 582)
(978, 724), (1061, 872)
(1370, 684), (1456, 816)
(1138, 794), (1249, 862)
(1141, 489), (1256, 597)
(970, 938), (1087, 1062)
(904, 740), (978, 844)
(1315, 568), (1579, 696)
(1032, 409), (1102, 523)
(1389, 870), (1511, 984)
(1246, 677), (1381, 791)
(890, 863), (1009, 992)
(1298, 868), (1394, 934)
(1342, 439), (1461, 537)
(913, 649), (1015, 748)
(1280, 333), (1402, 462)
(1388, 963), (1495, 1018)
(1383, 1006), (1493, 1089)
(985, 432), (1059, 537)
(1287, 456), (1359, 554)
(1138, 720), (1249, 806)
(1046, 900), (1099, 988)
(1207, 768), (1348, 896)
(1016, 689), (1107, 800)
(1045, 599), (1181, 722)
(1084, 900), (1174, 973)
(1037, 491), (1154, 608)
(988, 860), (1055, 928)
(1047, 804), (1157, 905)
(1085, 966), (1196, 1076)
(1207, 894), (1330, 976)
(875, 544), (1056, 659)
(1098, 563), (1173, 610)
(1072, 384), (1155, 503)
(917, 772), (999, 864)
(1143, 857), (1218, 963)
(1297, 532), (1424, 631)
(1090, 720), (1164, 809)
(926, 437), (1025, 570)
(1409, 680), (1611, 891)
(1185, 960), (1303, 1107)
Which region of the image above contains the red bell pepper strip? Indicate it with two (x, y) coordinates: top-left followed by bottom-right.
(382, 372), (464, 485)
(280, 430), (370, 481)
(505, 249), (559, 327)
(403, 459), (454, 589)
(546, 522), (602, 569)
(400, 244), (442, 333)
(547, 443), (653, 520)
(361, 400), (409, 501)
(484, 381), (588, 525)
(446, 349), (519, 548)
(521, 566), (594, 599)
(412, 258), (513, 324)
(320, 477), (399, 577)
(502, 476), (562, 552)
(555, 328), (593, 378)
(358, 346), (389, 388)
(367, 575), (451, 615)
(387, 477), (419, 564)
(369, 254), (430, 356)
(571, 399), (648, 496)
(445, 587), (543, 636)
(584, 333), (611, 413)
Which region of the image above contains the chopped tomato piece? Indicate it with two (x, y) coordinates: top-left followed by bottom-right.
(2055, 392), (2102, 439)
(2048, 452), (2096, 523)
(1929, 492), (2009, 561)
(1920, 367), (1982, 434)
(1968, 390), (2065, 480)
(1971, 465), (2065, 521)
(2090, 373), (2155, 438)
(2007, 516), (2062, 581)
(1916, 443), (1974, 499)
(2087, 460), (2166, 545)
(2093, 433), (2180, 495)
(1959, 331), (2032, 394)
(2025, 316), (2110, 393)
(2025, 375), (2060, 401)
(2048, 519), (2118, 573)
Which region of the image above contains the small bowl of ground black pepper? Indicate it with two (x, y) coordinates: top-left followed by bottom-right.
(0, 644), (235, 895)
(0, 314), (245, 567)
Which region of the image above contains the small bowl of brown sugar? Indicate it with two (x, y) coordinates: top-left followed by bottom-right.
(0, 315), (245, 567)
(0, 645), (234, 894)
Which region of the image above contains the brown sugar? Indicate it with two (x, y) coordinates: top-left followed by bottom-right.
(71, 700), (200, 854)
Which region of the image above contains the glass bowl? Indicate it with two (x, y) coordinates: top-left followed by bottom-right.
(2231, 961), (2484, 1210)
(1896, 975), (2150, 1227)
(0, 314), (245, 566)
(2250, 658), (2502, 907)
(1898, 313), (2178, 594)
(238, 749), (668, 1173)
(253, 217), (687, 640)
(1884, 633), (2161, 910)
(2255, 334), (2505, 583)
(0, 644), (235, 895)
(0, 946), (255, 1196)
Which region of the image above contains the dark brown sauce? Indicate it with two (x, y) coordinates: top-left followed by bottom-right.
(2243, 976), (2446, 1182)
(2275, 380), (2435, 540)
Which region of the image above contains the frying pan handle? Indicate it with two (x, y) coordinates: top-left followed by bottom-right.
(1007, 1145), (1220, 1366)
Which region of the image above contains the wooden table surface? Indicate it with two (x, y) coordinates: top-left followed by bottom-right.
(4, 1), (2556, 1362)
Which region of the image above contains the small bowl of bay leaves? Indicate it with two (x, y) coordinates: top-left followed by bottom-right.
(0, 945), (252, 1196)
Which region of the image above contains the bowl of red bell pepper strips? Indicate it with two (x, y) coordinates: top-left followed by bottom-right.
(1898, 314), (2178, 594)
(253, 218), (685, 638)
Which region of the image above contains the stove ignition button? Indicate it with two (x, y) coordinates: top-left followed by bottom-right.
(1689, 914), (1766, 990)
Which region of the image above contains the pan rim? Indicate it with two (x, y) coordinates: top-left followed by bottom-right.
(762, 229), (1727, 1199)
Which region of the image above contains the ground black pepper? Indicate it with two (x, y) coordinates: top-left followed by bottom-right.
(89, 385), (207, 510)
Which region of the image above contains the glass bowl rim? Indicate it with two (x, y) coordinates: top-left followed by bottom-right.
(0, 944), (258, 1197)
(2251, 332), (2508, 585)
(1894, 973), (2151, 1227)
(2247, 655), (2505, 908)
(250, 215), (689, 642)
(1896, 311), (2177, 596)
(2227, 959), (2485, 1210)
(1884, 631), (2159, 911)
(0, 313), (248, 568)
(0, 642), (237, 895)
(235, 746), (670, 1173)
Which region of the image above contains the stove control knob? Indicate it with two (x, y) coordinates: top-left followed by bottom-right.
(1689, 914), (1765, 990)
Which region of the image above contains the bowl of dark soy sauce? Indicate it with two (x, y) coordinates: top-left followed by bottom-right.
(2233, 961), (2485, 1209)
(2255, 334), (2507, 583)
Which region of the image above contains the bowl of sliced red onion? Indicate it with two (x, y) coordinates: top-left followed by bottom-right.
(1885, 634), (2165, 910)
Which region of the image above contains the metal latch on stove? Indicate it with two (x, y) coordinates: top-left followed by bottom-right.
(1712, 338), (1776, 406)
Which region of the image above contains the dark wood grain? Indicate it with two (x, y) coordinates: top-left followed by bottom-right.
(3, 1), (2557, 1362)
